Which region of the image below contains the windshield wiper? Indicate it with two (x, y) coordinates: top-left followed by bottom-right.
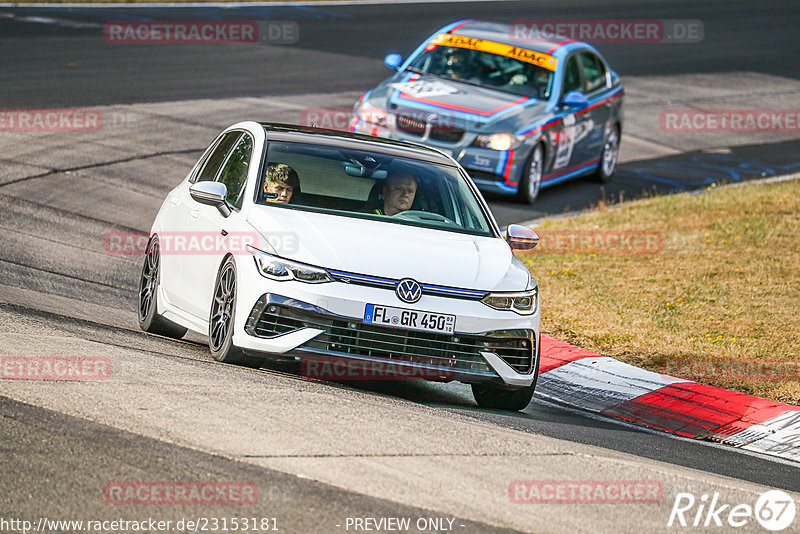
(405, 66), (429, 75)
(403, 67), (486, 89)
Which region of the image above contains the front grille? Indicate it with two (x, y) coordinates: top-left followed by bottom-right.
(396, 114), (426, 136)
(247, 301), (534, 375)
(326, 269), (488, 301)
(429, 124), (465, 143)
(396, 115), (466, 144)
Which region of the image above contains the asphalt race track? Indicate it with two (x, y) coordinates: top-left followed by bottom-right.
(1, 1), (800, 533)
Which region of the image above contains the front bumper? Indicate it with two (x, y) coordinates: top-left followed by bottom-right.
(350, 117), (530, 195)
(233, 287), (539, 388)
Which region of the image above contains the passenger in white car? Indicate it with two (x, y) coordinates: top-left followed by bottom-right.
(264, 163), (300, 204)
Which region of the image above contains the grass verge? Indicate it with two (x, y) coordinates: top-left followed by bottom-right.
(518, 177), (800, 405)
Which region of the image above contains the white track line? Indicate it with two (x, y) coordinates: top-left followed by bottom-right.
(0, 0), (515, 8)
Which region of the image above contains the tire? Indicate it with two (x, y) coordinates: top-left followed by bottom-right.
(138, 236), (188, 339)
(472, 383), (535, 411)
(471, 341), (540, 411)
(208, 257), (260, 368)
(591, 124), (620, 182)
(517, 143), (544, 205)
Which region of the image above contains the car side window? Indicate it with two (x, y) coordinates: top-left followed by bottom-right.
(195, 132), (240, 183)
(217, 133), (254, 209)
(579, 52), (607, 93)
(562, 55), (583, 95)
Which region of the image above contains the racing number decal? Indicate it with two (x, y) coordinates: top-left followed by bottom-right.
(553, 113), (576, 169)
(390, 80), (459, 98)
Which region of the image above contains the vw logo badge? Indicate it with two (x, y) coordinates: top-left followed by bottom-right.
(396, 278), (422, 304)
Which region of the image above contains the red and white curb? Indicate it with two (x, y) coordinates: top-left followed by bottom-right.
(538, 335), (800, 462)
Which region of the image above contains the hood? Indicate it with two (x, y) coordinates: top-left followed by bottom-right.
(246, 207), (530, 292)
(370, 74), (549, 132)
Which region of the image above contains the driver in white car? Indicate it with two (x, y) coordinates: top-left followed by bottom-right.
(375, 172), (418, 215)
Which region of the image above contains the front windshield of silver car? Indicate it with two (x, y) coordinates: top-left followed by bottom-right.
(257, 140), (494, 237)
(408, 46), (554, 100)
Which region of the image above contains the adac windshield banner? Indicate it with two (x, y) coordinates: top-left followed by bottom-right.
(428, 33), (558, 71)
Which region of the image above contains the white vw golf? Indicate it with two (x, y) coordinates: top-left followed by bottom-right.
(139, 122), (541, 410)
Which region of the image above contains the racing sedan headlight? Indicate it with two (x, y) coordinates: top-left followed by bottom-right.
(481, 287), (538, 315)
(249, 247), (332, 284)
(473, 132), (523, 151)
(355, 102), (390, 127)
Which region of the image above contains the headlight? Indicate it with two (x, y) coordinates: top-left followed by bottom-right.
(481, 287), (538, 315)
(249, 247), (332, 284)
(355, 102), (390, 127)
(473, 132), (523, 151)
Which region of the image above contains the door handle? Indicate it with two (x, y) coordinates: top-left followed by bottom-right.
(190, 208), (200, 219)
(169, 196), (180, 206)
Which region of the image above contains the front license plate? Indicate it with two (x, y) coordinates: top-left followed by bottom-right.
(364, 304), (455, 335)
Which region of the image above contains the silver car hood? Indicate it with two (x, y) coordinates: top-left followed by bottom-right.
(372, 74), (550, 131)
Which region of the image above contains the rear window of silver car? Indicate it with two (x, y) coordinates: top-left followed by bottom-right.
(409, 46), (554, 100)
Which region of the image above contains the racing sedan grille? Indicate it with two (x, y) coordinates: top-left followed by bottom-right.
(396, 115), (466, 143)
(396, 114), (426, 136)
(429, 124), (465, 143)
(247, 302), (533, 375)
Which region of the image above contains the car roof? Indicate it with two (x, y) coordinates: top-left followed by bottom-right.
(258, 122), (458, 165)
(449, 20), (578, 55)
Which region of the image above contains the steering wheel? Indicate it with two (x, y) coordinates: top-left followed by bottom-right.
(392, 210), (456, 226)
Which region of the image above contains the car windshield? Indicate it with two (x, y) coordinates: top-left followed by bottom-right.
(408, 46), (554, 100)
(257, 139), (494, 237)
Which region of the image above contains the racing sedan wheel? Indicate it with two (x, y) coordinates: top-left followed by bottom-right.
(209, 257), (259, 367)
(471, 383), (535, 411)
(138, 236), (188, 339)
(518, 143), (544, 205)
(592, 125), (620, 182)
